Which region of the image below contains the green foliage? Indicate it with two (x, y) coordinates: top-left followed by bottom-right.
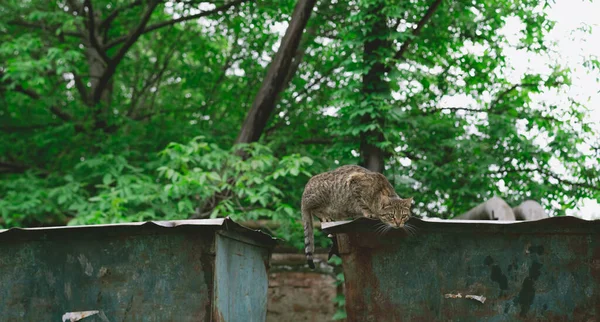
(0, 137), (312, 242)
(1, 0), (599, 235)
(329, 255), (347, 320)
(0, 137), (312, 244)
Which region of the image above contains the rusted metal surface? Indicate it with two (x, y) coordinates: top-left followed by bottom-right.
(323, 216), (600, 322)
(0, 218), (276, 321)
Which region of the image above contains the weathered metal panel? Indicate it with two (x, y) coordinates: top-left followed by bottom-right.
(0, 218), (276, 322)
(213, 231), (272, 322)
(323, 216), (600, 322)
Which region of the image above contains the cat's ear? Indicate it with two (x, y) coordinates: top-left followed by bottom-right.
(402, 197), (413, 206)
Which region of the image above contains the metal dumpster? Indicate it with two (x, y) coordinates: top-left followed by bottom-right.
(323, 216), (600, 322)
(0, 218), (276, 322)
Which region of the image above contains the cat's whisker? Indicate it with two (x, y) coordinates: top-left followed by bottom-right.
(374, 222), (392, 236)
(407, 227), (415, 237)
(383, 225), (392, 234)
(373, 221), (386, 231)
(378, 224), (391, 236)
(407, 222), (419, 233)
(403, 223), (418, 236)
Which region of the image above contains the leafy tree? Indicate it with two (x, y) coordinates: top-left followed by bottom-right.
(1, 0), (598, 245)
(273, 0), (600, 218)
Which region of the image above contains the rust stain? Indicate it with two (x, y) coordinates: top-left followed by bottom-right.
(212, 307), (225, 322)
(341, 232), (440, 322)
(329, 217), (600, 321)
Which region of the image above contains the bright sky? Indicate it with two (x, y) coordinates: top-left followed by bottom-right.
(511, 0), (600, 220)
(431, 0), (600, 220)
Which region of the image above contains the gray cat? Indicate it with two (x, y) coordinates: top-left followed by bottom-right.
(301, 165), (413, 268)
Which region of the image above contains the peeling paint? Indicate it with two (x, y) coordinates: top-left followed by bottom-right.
(0, 218), (276, 321)
(465, 294), (486, 303)
(444, 293), (463, 299)
(97, 266), (108, 278)
(324, 216), (600, 321)
(64, 282), (72, 300)
(444, 293), (486, 304)
(77, 254), (94, 277)
(61, 310), (99, 322)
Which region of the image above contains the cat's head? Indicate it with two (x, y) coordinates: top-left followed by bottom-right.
(380, 197), (413, 227)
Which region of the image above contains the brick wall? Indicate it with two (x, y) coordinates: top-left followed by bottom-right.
(267, 271), (337, 322)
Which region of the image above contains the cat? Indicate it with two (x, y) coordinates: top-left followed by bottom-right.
(301, 165), (413, 268)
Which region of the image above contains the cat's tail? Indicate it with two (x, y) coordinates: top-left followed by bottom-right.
(302, 206), (316, 269)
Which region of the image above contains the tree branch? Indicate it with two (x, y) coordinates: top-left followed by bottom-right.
(0, 161), (29, 174)
(128, 30), (181, 118)
(423, 81), (562, 116)
(290, 56), (346, 102)
(104, 0), (250, 50)
(393, 0), (443, 61)
(201, 31), (242, 111)
(12, 85), (76, 124)
(65, 0), (83, 12)
(489, 83), (521, 109)
(493, 83), (540, 109)
(235, 0), (317, 145)
(72, 73), (89, 104)
(492, 167), (599, 191)
(423, 106), (486, 115)
(92, 0), (161, 104)
(283, 24), (317, 86)
(545, 171), (598, 191)
(7, 20), (82, 37)
(13, 85), (41, 100)
(49, 106), (74, 122)
(0, 123), (62, 132)
(300, 138), (335, 145)
(83, 0), (111, 63)
(99, 0), (144, 31)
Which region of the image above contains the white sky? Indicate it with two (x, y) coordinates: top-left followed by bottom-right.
(414, 0), (600, 219)
(508, 0), (600, 219)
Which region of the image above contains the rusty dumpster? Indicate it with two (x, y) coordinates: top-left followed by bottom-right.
(323, 216), (600, 322)
(0, 218), (276, 322)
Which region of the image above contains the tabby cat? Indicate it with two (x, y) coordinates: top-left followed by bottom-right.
(301, 165), (413, 268)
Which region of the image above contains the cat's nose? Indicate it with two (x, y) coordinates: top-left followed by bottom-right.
(394, 218), (404, 227)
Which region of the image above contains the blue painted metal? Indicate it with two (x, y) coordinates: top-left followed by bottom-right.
(0, 218), (276, 321)
(213, 231), (271, 322)
(323, 216), (600, 322)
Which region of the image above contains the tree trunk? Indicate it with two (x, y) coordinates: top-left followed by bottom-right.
(193, 0), (317, 218)
(359, 2), (391, 173)
(86, 46), (114, 130)
(235, 0), (317, 145)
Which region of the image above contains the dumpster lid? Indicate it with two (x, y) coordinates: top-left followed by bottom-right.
(0, 217), (277, 245)
(322, 215), (600, 235)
